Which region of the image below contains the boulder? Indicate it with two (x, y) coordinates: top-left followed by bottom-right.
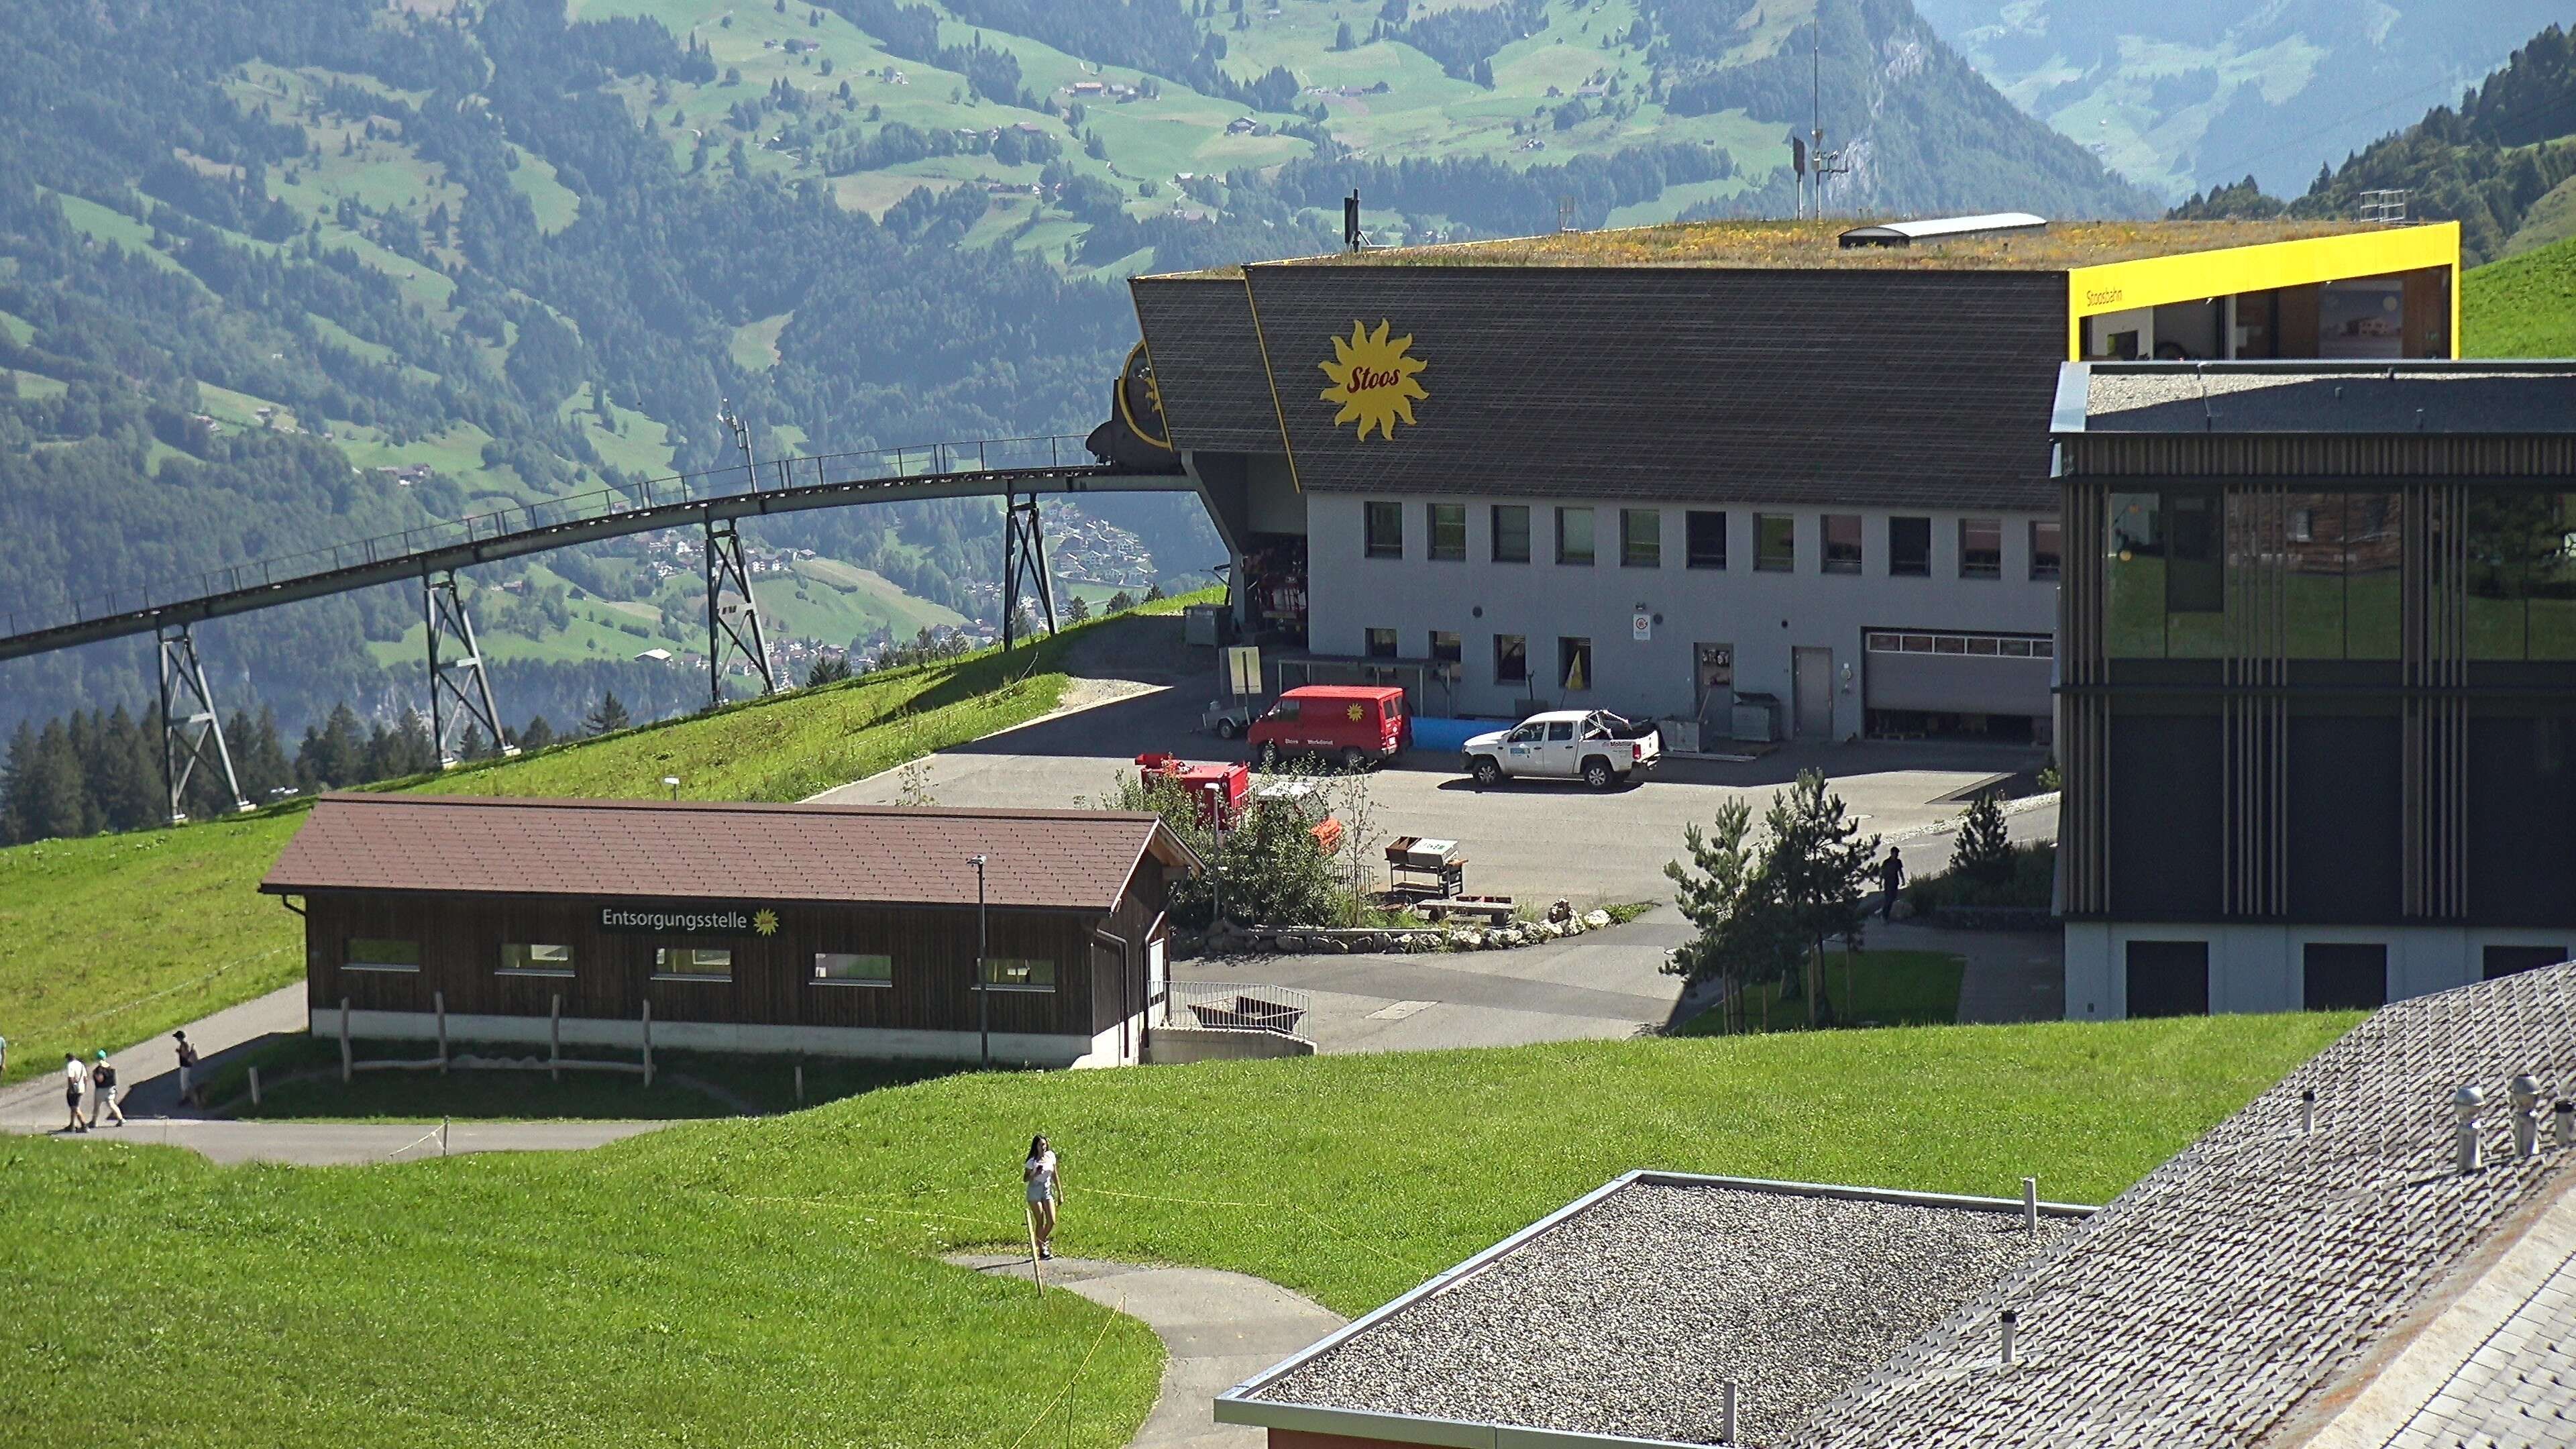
(1582, 909), (1613, 930)
(1562, 918), (1585, 936)
(1276, 932), (1308, 953)
(1547, 898), (1574, 923)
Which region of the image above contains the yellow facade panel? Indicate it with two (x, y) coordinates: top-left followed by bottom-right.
(2063, 222), (2460, 360)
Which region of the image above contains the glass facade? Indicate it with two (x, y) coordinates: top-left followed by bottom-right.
(2464, 492), (2576, 659)
(2106, 487), (2418, 658)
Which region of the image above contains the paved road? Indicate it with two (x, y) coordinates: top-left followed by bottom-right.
(957, 1254), (1344, 1449)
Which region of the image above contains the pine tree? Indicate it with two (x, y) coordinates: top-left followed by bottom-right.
(1063, 594), (1091, 623)
(1142, 582), (1166, 602)
(22, 720), (93, 842)
(95, 705), (162, 831)
(584, 691), (632, 735)
(1953, 792), (2013, 887)
(1, 722), (40, 844)
(1762, 770), (1881, 1025)
(521, 714), (558, 752)
(1108, 590), (1136, 612)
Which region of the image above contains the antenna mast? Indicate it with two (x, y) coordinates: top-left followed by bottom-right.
(1804, 4), (1849, 219)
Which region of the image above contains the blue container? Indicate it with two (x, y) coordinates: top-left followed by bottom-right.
(1407, 716), (1502, 754)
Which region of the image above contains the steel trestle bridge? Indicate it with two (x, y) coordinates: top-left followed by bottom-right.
(1, 433), (1191, 820)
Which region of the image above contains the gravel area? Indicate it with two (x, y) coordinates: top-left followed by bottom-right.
(1258, 1180), (2081, 1446)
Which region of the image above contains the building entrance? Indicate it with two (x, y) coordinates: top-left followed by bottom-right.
(1792, 647), (1834, 739)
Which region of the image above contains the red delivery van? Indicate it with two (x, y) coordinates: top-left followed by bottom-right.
(1246, 685), (1411, 770)
(1133, 754), (1252, 828)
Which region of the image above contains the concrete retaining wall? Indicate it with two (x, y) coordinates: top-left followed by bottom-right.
(1145, 1026), (1317, 1065)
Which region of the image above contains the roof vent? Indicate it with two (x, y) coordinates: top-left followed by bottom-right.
(1838, 212), (2049, 248)
(2455, 1084), (2486, 1174)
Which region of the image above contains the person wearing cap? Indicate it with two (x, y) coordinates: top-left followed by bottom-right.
(90, 1050), (124, 1128)
(173, 1030), (203, 1107)
(62, 1052), (89, 1133)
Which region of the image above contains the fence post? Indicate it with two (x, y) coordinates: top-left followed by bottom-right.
(794, 1061), (805, 1106)
(435, 989), (448, 1075)
(550, 994), (562, 1084)
(248, 1066), (261, 1108)
(641, 999), (653, 1088)
(339, 997), (352, 1083)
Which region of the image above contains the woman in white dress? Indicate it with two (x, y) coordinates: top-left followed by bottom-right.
(1024, 1134), (1061, 1261)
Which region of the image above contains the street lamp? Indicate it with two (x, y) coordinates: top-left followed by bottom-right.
(968, 854), (989, 1069)
(661, 775), (681, 801)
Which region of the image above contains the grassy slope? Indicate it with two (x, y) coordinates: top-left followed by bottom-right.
(0, 595), (1209, 1084)
(2463, 234), (2576, 356)
(0, 1014), (2353, 1444)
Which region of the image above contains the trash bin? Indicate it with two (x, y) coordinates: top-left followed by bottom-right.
(1183, 604), (1230, 647)
(1729, 692), (1782, 743)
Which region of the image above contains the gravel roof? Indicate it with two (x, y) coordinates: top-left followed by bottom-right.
(1252, 1179), (2080, 1445)
(2072, 364), (2576, 435)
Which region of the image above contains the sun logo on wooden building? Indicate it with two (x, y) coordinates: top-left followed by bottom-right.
(753, 909), (780, 937)
(1317, 320), (1428, 441)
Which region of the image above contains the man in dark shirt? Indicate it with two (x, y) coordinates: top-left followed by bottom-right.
(1879, 848), (1906, 921)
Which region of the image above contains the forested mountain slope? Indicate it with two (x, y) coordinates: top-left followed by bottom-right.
(1916, 0), (2565, 203)
(0, 0), (2147, 743)
(2168, 24), (2576, 267)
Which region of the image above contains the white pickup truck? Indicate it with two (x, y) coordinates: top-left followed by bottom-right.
(1462, 710), (1662, 790)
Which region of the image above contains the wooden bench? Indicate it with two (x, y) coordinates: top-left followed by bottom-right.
(1419, 896), (1516, 925)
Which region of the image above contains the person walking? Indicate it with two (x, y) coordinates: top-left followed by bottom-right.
(1023, 1133), (1061, 1263)
(0, 1026), (9, 1079)
(173, 1030), (203, 1108)
(1879, 847), (1906, 922)
(62, 1053), (89, 1134)
(90, 1050), (124, 1128)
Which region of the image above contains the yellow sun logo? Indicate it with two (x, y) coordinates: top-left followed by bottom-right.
(1317, 320), (1428, 441)
(752, 909), (780, 938)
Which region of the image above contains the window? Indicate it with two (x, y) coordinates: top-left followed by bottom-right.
(1822, 515), (1862, 575)
(1491, 504), (1531, 564)
(1556, 506), (1595, 566)
(981, 957), (1056, 991)
(2302, 943), (2387, 1012)
(2466, 492), (2576, 660)
(1428, 630), (1461, 663)
(1546, 720), (1575, 741)
(1493, 634), (1527, 684)
(653, 947), (733, 981)
(1620, 508), (1661, 568)
(1686, 511), (1727, 570)
(1364, 500), (1403, 559)
(1428, 503), (1466, 561)
(1558, 636), (1593, 692)
(2485, 945), (2569, 980)
(499, 943), (574, 977)
(1261, 697), (1300, 724)
(814, 952), (894, 985)
(345, 938), (419, 973)
(1889, 517), (1931, 577)
(2125, 941), (2209, 1018)
(1754, 514), (1795, 572)
(1960, 518), (2003, 580)
(2030, 520), (2063, 582)
(1364, 627), (1399, 659)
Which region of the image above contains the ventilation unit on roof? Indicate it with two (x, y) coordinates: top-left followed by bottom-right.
(1838, 213), (2050, 248)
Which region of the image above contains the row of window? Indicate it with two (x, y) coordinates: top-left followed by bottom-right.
(1864, 632), (2055, 658)
(343, 939), (1058, 991)
(1358, 628), (2053, 684)
(2124, 939), (2565, 1017)
(1363, 502), (2063, 581)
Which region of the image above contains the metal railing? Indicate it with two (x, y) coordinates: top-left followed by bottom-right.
(2, 433), (1100, 640)
(1157, 981), (1311, 1036)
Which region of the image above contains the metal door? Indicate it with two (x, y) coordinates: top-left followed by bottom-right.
(1793, 647), (1835, 739)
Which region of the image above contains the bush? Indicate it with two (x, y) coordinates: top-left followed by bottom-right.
(1907, 840), (2055, 914)
(1100, 771), (1338, 928)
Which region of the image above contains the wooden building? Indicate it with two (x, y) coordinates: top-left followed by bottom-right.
(260, 794), (1199, 1067)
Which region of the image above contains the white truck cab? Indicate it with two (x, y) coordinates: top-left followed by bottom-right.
(1461, 710), (1661, 790)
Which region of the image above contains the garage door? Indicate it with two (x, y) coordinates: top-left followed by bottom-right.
(1863, 631), (2054, 716)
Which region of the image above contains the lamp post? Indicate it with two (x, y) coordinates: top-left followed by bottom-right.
(969, 854), (989, 1069)
(661, 775), (681, 801)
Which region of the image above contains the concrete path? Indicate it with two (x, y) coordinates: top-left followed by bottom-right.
(956, 1254), (1344, 1449)
(20, 1115), (669, 1165)
(0, 981), (306, 1128)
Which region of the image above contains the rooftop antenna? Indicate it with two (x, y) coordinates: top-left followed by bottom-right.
(1342, 190), (1364, 252)
(1558, 194), (1577, 233)
(1803, 5), (1849, 219)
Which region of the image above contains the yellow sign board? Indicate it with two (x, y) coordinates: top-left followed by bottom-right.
(2063, 223), (2461, 359)
(1318, 319), (1430, 441)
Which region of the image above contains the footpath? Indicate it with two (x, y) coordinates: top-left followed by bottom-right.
(956, 1254), (1345, 1449)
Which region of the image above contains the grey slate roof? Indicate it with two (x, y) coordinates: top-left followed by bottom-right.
(1242, 1177), (2084, 1446)
(2064, 362), (2576, 436)
(1788, 964), (2576, 1449)
(2381, 1247), (2576, 1449)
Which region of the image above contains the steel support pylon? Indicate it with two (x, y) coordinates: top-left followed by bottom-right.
(154, 623), (250, 824)
(424, 570), (518, 768)
(704, 519), (775, 706)
(1000, 491), (1058, 651)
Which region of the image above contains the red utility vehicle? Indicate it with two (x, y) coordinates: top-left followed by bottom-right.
(1245, 684), (1411, 771)
(1133, 754), (1251, 827)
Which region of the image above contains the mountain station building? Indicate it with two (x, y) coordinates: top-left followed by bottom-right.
(1120, 217), (2459, 745)
(259, 794), (1197, 1068)
(2055, 361), (2576, 1018)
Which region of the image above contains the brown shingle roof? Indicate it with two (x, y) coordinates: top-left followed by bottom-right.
(260, 794), (1195, 912)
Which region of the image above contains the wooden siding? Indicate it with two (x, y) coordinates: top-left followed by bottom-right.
(301, 890), (1159, 1040)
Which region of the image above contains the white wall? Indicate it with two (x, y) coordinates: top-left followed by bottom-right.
(2064, 923), (2575, 1018)
(1307, 494), (2060, 731)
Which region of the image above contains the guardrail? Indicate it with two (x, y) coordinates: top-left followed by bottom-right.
(1157, 981), (1311, 1036)
(1, 433), (1100, 640)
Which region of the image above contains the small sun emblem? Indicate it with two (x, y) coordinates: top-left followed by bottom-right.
(752, 909), (780, 937)
(1346, 703), (1364, 722)
(1317, 320), (1428, 441)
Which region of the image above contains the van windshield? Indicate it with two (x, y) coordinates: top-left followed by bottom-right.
(1265, 700), (1299, 722)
